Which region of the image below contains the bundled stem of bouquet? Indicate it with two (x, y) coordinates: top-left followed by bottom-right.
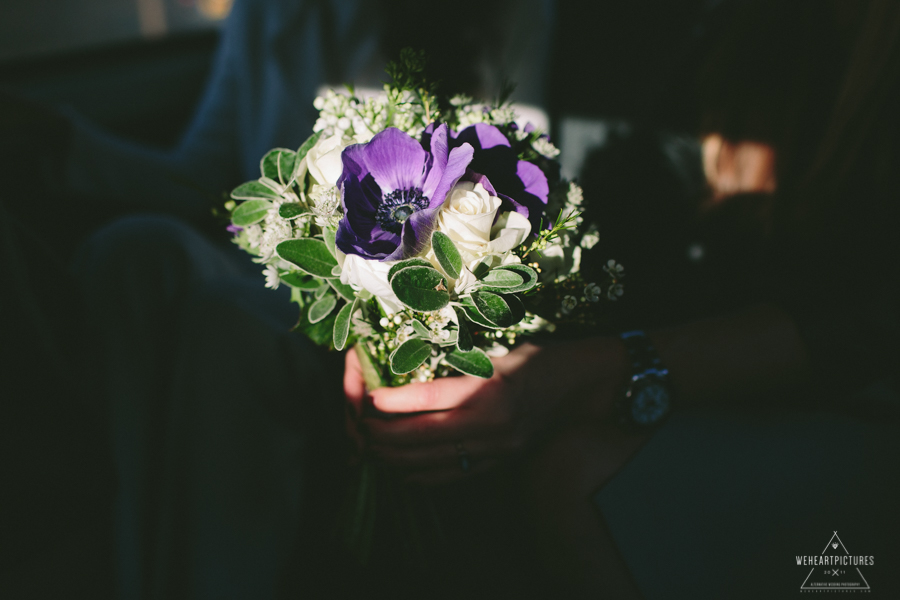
(225, 49), (623, 565)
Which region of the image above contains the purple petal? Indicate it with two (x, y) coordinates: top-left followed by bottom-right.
(421, 124), (451, 199)
(517, 160), (549, 204)
(335, 217), (362, 254)
(337, 143), (369, 188)
(362, 128), (427, 194)
(419, 122), (442, 150)
(464, 170), (498, 196)
(498, 192), (529, 221)
(336, 175), (401, 260)
(336, 217), (399, 260)
(339, 174), (378, 215)
(515, 161), (550, 231)
(465, 171), (527, 227)
(426, 143), (474, 210)
(457, 123), (510, 151)
(386, 206), (441, 261)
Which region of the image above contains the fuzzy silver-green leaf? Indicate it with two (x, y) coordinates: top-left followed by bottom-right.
(390, 338), (432, 374)
(261, 148), (298, 184)
(445, 348), (494, 378)
(471, 291), (512, 327)
(231, 181), (280, 201)
(387, 258), (434, 283)
(333, 300), (356, 351)
(391, 266), (450, 312)
(431, 231), (463, 279)
(276, 238), (339, 278)
(231, 199), (272, 226)
(308, 293), (337, 324)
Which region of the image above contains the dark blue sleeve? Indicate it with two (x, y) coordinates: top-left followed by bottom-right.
(63, 0), (262, 221)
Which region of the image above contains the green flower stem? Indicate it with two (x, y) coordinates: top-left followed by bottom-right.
(344, 343), (443, 569)
(354, 343), (385, 392)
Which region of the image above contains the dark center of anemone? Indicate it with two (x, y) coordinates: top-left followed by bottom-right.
(375, 188), (429, 234)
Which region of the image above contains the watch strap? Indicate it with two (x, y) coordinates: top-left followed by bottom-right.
(619, 330), (667, 379)
(617, 330), (673, 429)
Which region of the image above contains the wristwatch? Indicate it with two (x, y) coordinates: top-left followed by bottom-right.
(616, 330), (673, 429)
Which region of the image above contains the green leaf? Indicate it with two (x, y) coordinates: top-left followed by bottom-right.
(459, 298), (502, 329)
(494, 264), (538, 293)
(445, 348), (494, 378)
(281, 271), (322, 289)
(431, 231), (462, 279)
(503, 293), (526, 325)
(315, 284), (330, 299)
(390, 338), (432, 374)
(231, 199), (272, 226)
(308, 293), (337, 324)
(296, 130), (324, 162)
(294, 303), (337, 347)
(276, 238), (338, 278)
(471, 291), (512, 327)
(455, 310), (474, 351)
(231, 181), (280, 201)
(333, 300), (356, 351)
(328, 278), (356, 301)
(284, 131), (324, 187)
(387, 258), (434, 283)
(278, 203), (306, 220)
(323, 227), (337, 258)
(390, 266), (450, 312)
(261, 148), (298, 184)
(410, 320), (430, 338)
(471, 261), (491, 279)
(480, 269), (524, 289)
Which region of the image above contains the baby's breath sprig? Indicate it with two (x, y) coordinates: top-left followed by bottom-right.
(518, 208), (582, 259)
(385, 48), (441, 124)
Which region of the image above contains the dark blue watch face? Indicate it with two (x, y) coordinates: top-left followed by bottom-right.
(630, 380), (671, 426)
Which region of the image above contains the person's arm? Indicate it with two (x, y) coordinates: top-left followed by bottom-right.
(347, 303), (812, 484)
(649, 303), (810, 408)
(62, 0), (258, 222)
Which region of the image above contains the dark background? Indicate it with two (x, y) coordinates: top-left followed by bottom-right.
(0, 0), (738, 597)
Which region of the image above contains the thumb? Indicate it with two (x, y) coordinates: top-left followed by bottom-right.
(343, 349), (366, 414)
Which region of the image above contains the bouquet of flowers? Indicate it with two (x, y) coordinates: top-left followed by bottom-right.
(225, 50), (623, 562)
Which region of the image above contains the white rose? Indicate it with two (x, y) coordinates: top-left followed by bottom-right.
(437, 182), (501, 253)
(453, 266), (479, 295)
(337, 250), (404, 314)
(433, 182), (532, 277)
(488, 212), (531, 256)
(302, 134), (349, 187)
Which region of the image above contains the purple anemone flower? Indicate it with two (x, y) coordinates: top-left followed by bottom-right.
(335, 125), (474, 261)
(423, 123), (550, 231)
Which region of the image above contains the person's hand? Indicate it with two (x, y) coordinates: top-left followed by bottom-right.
(343, 348), (367, 464)
(359, 337), (629, 485)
